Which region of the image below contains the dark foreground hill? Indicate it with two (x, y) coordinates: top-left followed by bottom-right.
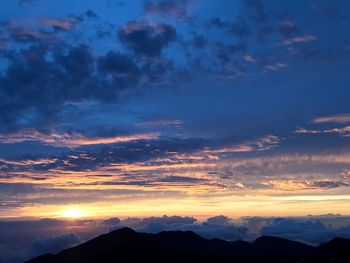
(26, 227), (350, 263)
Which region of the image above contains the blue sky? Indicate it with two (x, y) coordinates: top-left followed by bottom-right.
(0, 0), (350, 219)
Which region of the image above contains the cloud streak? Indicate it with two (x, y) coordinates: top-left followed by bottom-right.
(0, 130), (160, 148)
(313, 114), (350, 124)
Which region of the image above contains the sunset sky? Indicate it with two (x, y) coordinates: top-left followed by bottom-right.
(1, 0), (350, 220)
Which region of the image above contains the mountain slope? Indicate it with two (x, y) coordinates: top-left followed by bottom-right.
(26, 228), (350, 263)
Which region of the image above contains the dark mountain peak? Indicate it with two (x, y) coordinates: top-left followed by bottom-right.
(326, 237), (350, 244)
(316, 237), (350, 252)
(309, 237), (350, 262)
(26, 229), (350, 263)
(254, 235), (310, 246)
(253, 235), (313, 257)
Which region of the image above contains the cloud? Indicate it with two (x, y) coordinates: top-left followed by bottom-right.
(0, 43), (146, 131)
(264, 62), (288, 71)
(30, 233), (80, 255)
(97, 51), (141, 86)
(0, 244), (30, 263)
(336, 224), (350, 239)
(118, 21), (176, 57)
(84, 9), (98, 19)
(243, 54), (257, 62)
(264, 179), (350, 191)
(295, 126), (350, 137)
(181, 221), (248, 240)
(313, 114), (350, 124)
(121, 215), (248, 241)
(0, 129), (160, 148)
(206, 215), (232, 225)
(278, 19), (299, 38)
(0, 136), (210, 178)
(102, 217), (121, 226)
(7, 26), (54, 43)
(261, 218), (334, 244)
(39, 17), (81, 31)
(191, 34), (207, 49)
(283, 34), (317, 45)
(136, 118), (183, 128)
(120, 215), (197, 231)
(1, 15), (83, 44)
(203, 135), (280, 154)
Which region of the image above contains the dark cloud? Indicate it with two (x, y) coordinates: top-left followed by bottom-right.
(0, 42), (145, 130)
(158, 176), (208, 183)
(0, 44), (90, 128)
(97, 51), (141, 87)
(311, 180), (350, 189)
(192, 34), (207, 48)
(84, 9), (98, 19)
(95, 27), (112, 39)
(214, 41), (246, 64)
(118, 21), (176, 57)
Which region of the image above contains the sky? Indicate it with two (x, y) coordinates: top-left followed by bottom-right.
(0, 0), (350, 220)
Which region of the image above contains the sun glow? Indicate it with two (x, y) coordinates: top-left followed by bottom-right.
(61, 208), (86, 218)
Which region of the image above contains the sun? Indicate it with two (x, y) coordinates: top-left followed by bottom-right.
(61, 208), (86, 218)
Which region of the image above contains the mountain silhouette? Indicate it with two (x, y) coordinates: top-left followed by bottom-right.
(26, 227), (350, 263)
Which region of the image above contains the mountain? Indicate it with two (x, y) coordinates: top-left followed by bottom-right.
(26, 227), (350, 263)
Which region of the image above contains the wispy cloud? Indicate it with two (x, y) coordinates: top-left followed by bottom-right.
(313, 114), (350, 124)
(0, 130), (160, 148)
(205, 135), (280, 154)
(263, 179), (350, 191)
(295, 126), (350, 136)
(283, 34), (316, 45)
(264, 62), (288, 71)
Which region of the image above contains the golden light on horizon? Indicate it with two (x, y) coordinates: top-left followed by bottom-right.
(61, 208), (87, 218)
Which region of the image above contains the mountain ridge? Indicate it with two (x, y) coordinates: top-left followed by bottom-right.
(26, 227), (350, 263)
